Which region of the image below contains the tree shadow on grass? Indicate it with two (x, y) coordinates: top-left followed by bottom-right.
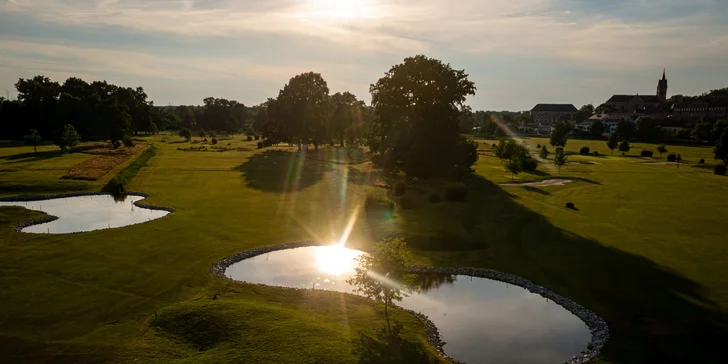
(521, 186), (550, 195)
(354, 323), (439, 364)
(235, 150), (335, 193)
(366, 173), (728, 363)
(0, 149), (65, 162)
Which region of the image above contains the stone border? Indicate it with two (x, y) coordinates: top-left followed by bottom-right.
(0, 192), (175, 233)
(211, 242), (609, 364)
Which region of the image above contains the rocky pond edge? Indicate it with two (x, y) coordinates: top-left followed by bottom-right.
(211, 241), (609, 364)
(0, 192), (175, 233)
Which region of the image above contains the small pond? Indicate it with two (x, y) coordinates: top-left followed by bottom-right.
(0, 194), (170, 234)
(225, 245), (592, 364)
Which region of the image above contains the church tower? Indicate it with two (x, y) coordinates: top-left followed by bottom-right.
(656, 69), (668, 102)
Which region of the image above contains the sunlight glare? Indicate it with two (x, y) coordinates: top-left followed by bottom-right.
(315, 245), (361, 275)
(307, 0), (374, 19)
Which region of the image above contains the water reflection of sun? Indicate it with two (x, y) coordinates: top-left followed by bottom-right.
(315, 245), (361, 275)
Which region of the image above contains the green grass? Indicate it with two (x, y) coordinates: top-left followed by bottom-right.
(103, 145), (157, 194)
(1, 132), (727, 363)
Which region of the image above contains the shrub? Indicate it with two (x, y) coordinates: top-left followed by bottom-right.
(491, 143), (496, 149)
(398, 196), (414, 210)
(112, 140), (121, 149)
(593, 151), (599, 156)
(700, 158), (705, 164)
(521, 157), (538, 172)
(428, 194), (442, 203)
(122, 135), (135, 148)
(580, 146), (590, 155)
(179, 128), (192, 141)
(566, 202), (575, 209)
(198, 130), (206, 138)
(257, 141), (263, 149)
(444, 183), (468, 202)
(247, 136), (253, 141)
(211, 138), (218, 145)
(640, 150), (654, 157)
(393, 182), (406, 196)
(715, 164), (727, 175)
(667, 153), (677, 162)
(254, 135), (260, 140)
(536, 144), (541, 149)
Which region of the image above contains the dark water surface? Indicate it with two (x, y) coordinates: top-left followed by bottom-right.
(0, 195), (169, 233)
(225, 246), (591, 364)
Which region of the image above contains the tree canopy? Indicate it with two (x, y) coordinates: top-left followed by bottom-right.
(549, 121), (570, 147)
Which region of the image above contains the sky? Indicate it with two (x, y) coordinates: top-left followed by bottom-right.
(1, 0), (727, 111)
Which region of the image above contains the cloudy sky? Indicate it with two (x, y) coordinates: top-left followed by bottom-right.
(1, 0), (727, 110)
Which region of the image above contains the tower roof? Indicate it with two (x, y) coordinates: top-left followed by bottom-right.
(661, 69), (666, 80)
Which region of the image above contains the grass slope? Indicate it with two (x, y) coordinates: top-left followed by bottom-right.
(1, 133), (727, 363)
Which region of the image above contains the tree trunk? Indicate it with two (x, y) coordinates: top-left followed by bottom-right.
(384, 301), (391, 333)
(339, 135), (344, 147)
(34, 146), (37, 153)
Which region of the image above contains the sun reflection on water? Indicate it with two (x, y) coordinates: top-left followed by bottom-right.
(315, 245), (362, 275)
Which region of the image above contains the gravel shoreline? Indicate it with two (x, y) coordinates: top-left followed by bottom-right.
(0, 192), (175, 233)
(212, 242), (609, 364)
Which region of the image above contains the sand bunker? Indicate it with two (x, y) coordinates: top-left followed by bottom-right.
(501, 179), (572, 187)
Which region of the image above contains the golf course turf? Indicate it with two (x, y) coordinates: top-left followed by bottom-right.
(1, 134), (727, 363)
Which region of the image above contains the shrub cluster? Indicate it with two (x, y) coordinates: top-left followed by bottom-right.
(699, 158), (705, 164)
(444, 183), (468, 202)
(246, 136), (253, 141)
(667, 153), (677, 162)
(641, 150), (654, 157)
(715, 164), (727, 176)
(593, 151), (599, 156)
(428, 193), (442, 203)
(580, 146), (590, 155)
(257, 142), (263, 149)
(393, 182), (406, 196)
(566, 202), (575, 209)
(211, 138), (218, 145)
(103, 146), (156, 195)
(254, 135), (260, 140)
(521, 157), (538, 172)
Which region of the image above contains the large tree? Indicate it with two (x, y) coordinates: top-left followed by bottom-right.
(368, 55), (477, 178)
(589, 120), (605, 138)
(330, 92), (364, 147)
(715, 127), (728, 161)
(607, 133), (618, 154)
(615, 119), (635, 140)
(635, 116), (660, 142)
(549, 121), (571, 147)
(265, 72), (332, 150)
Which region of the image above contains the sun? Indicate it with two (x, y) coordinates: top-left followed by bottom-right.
(315, 245), (361, 275)
(307, 0), (373, 19)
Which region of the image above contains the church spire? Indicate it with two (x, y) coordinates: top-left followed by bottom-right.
(662, 69), (666, 81)
(657, 68), (668, 102)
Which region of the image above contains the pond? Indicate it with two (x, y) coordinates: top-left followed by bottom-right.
(225, 245), (592, 364)
(0, 194), (170, 234)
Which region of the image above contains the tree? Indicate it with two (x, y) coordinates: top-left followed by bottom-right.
(589, 120), (605, 138)
(122, 135), (135, 148)
(265, 72), (332, 150)
(347, 238), (415, 333)
(368, 55), (477, 178)
(56, 124), (80, 152)
(676, 153), (683, 168)
(494, 125), (508, 138)
(179, 127), (192, 141)
(198, 129), (206, 138)
(149, 122), (158, 135)
(618, 140), (631, 155)
(505, 158), (522, 181)
(691, 122), (713, 142)
(656, 144), (668, 158)
(714, 127), (728, 160)
(712, 120), (728, 141)
(614, 119), (634, 139)
(635, 116), (659, 142)
(539, 144), (549, 160)
(330, 92), (364, 146)
(226, 117), (239, 136)
(571, 104), (594, 123)
(553, 148), (567, 172)
(24, 129), (42, 153)
(549, 121), (570, 147)
(607, 133), (618, 154)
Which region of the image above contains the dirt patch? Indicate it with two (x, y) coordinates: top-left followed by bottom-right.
(501, 179), (572, 187)
(62, 144), (148, 180)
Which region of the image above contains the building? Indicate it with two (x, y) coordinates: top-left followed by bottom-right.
(673, 99), (728, 120)
(604, 70), (667, 113)
(530, 104), (577, 125)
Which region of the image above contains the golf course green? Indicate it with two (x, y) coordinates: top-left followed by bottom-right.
(1, 134), (727, 363)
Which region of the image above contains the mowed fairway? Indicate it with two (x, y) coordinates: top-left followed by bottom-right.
(1, 134), (728, 363)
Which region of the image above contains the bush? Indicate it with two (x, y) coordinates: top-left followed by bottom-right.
(398, 196), (414, 210)
(715, 164), (727, 175)
(257, 142), (263, 149)
(667, 153), (677, 162)
(580, 146), (590, 155)
(444, 183), (468, 202)
(593, 151), (599, 156)
(428, 194), (442, 203)
(536, 144), (541, 149)
(393, 182), (406, 196)
(211, 138), (218, 145)
(640, 150), (654, 157)
(699, 158), (705, 164)
(364, 193), (395, 211)
(521, 157), (538, 172)
(491, 143), (496, 149)
(247, 136), (253, 141)
(566, 202), (575, 209)
(112, 140), (121, 149)
(122, 135), (135, 148)
(254, 135), (260, 140)
(179, 127), (192, 141)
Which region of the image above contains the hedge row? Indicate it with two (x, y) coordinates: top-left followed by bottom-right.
(103, 145), (157, 195)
